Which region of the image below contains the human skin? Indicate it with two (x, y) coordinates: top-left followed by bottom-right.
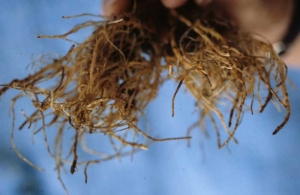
(102, 0), (300, 66)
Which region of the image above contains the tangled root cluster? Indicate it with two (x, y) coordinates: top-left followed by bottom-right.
(0, 0), (290, 192)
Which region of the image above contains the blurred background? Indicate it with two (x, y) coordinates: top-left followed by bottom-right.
(0, 1), (300, 195)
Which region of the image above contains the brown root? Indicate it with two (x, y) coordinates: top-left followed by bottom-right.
(0, 0), (290, 192)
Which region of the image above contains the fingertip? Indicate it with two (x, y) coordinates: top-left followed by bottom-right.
(161, 0), (188, 8)
(101, 0), (130, 16)
(195, 0), (212, 6)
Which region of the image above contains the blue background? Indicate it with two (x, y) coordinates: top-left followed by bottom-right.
(1, 1), (300, 195)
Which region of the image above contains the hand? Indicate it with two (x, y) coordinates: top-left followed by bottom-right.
(101, 0), (300, 66)
(102, 0), (211, 15)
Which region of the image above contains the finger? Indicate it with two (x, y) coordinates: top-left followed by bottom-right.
(102, 0), (130, 16)
(161, 0), (188, 8)
(195, 0), (212, 6)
